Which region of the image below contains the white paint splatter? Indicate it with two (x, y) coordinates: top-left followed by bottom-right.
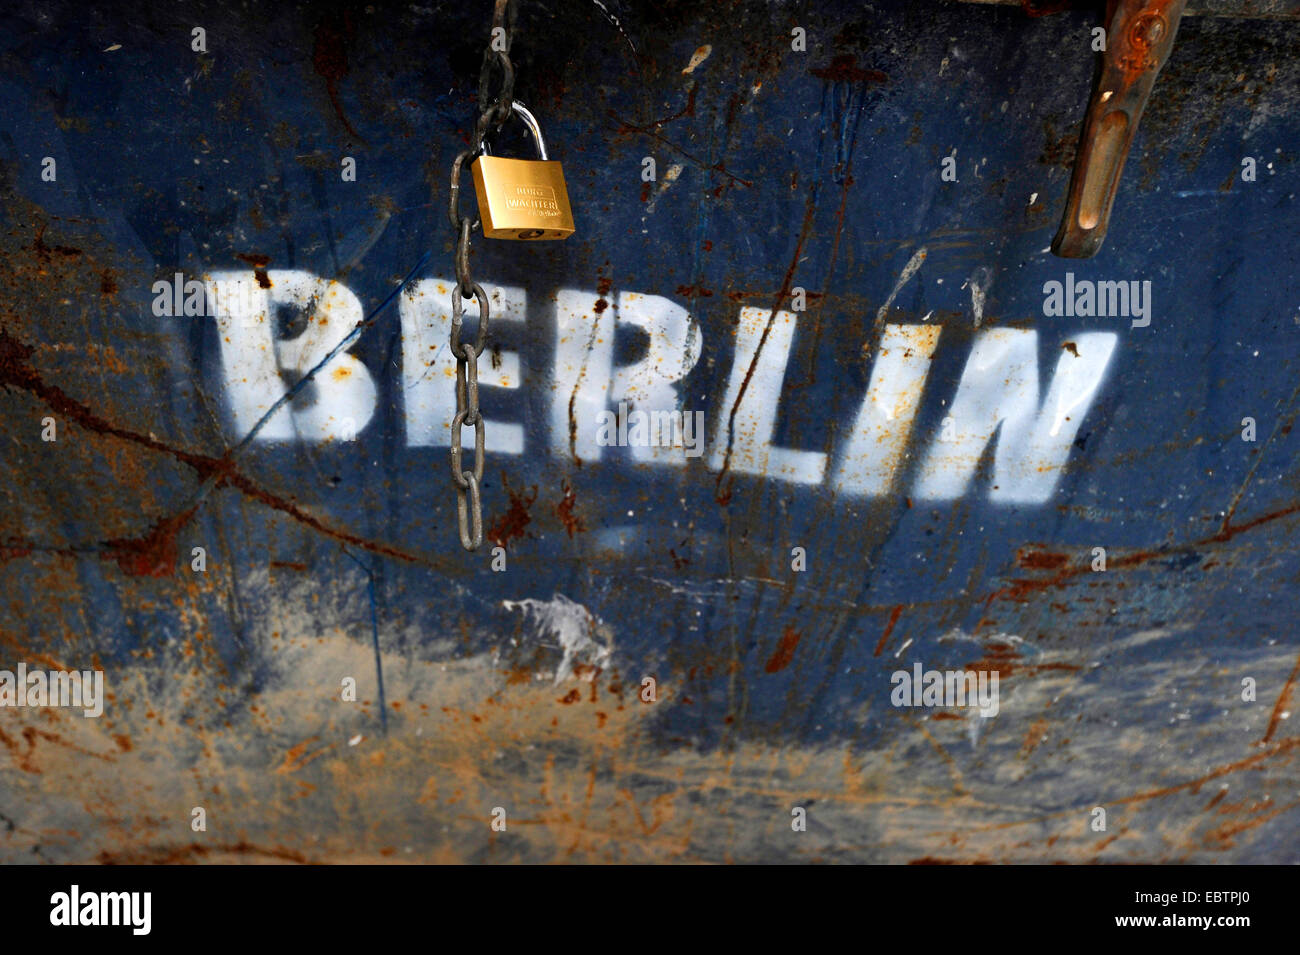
(876, 247), (928, 325)
(968, 266), (992, 328)
(591, 0), (637, 56)
(503, 594), (612, 684)
(645, 163), (684, 213)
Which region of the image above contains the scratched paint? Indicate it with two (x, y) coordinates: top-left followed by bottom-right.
(0, 0), (1298, 864)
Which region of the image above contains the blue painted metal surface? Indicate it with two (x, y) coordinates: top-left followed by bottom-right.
(0, 0), (1298, 862)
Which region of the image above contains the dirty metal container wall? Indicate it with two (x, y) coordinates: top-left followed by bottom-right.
(0, 0), (1297, 863)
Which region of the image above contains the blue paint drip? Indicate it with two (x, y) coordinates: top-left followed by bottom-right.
(343, 547), (387, 735)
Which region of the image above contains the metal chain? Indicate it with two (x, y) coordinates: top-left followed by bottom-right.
(446, 0), (517, 550)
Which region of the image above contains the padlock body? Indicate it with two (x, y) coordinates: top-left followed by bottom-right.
(470, 156), (574, 240)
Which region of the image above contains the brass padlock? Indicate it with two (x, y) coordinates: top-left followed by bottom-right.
(471, 102), (575, 240)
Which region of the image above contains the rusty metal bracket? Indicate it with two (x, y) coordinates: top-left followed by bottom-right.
(1052, 0), (1188, 258)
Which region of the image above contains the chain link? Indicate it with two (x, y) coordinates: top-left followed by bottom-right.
(447, 0), (517, 551)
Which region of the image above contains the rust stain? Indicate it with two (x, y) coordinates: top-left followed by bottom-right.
(809, 54), (888, 85)
(555, 480), (586, 538)
(101, 506), (197, 577)
(1203, 798), (1300, 846)
(32, 221), (82, 263)
(593, 277), (612, 314)
(1017, 548), (1070, 570)
(647, 84), (697, 125)
(277, 737), (332, 774)
(312, 13), (363, 141)
(966, 640), (1022, 677)
(235, 252), (273, 288)
(1021, 717), (1050, 755)
(0, 726), (42, 774)
(764, 627), (801, 673)
(0, 725), (122, 774)
(1038, 120), (1078, 169)
(965, 641), (1080, 680)
(487, 477), (538, 548)
(619, 788), (677, 837)
(1021, 0), (1076, 16)
(98, 842), (313, 865)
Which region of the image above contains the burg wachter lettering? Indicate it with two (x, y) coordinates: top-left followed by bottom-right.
(49, 885), (151, 935)
(505, 185), (560, 215)
(0, 663), (104, 717)
(890, 663), (999, 717)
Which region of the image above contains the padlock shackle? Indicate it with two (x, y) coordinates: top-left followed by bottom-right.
(480, 101), (549, 162)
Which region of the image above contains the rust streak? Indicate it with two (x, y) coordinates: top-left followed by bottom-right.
(1262, 650), (1300, 743)
(555, 480), (586, 538)
(1203, 798), (1300, 844)
(1220, 376), (1300, 533)
(714, 183), (820, 502)
(98, 842), (314, 865)
(956, 738), (1300, 837)
(989, 502), (1300, 605)
(0, 328), (450, 571)
(608, 113), (753, 188)
(873, 605), (903, 657)
(312, 14), (364, 142)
